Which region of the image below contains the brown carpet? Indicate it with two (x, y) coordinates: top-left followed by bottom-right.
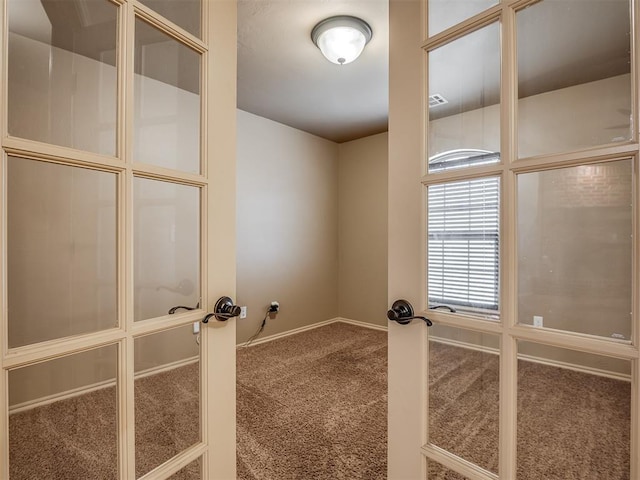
(9, 363), (201, 480)
(428, 341), (631, 480)
(8, 323), (631, 480)
(236, 323), (388, 480)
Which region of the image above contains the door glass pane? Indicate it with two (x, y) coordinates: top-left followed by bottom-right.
(9, 345), (118, 479)
(429, 325), (499, 473)
(134, 178), (200, 321)
(517, 0), (631, 158)
(7, 0), (118, 156)
(428, 23), (500, 170)
(134, 18), (201, 174)
(138, 0), (201, 38)
(135, 325), (200, 477)
(517, 161), (632, 340)
(517, 342), (630, 478)
(428, 177), (500, 319)
(427, 461), (470, 479)
(7, 157), (117, 348)
(168, 457), (202, 479)
(428, 0), (497, 37)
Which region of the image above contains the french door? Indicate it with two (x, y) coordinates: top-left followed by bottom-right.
(0, 1), (237, 478)
(389, 0), (639, 478)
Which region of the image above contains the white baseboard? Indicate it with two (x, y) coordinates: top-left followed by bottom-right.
(237, 318), (337, 348)
(237, 317), (388, 348)
(431, 336), (631, 382)
(10, 356), (199, 415)
(336, 317), (388, 332)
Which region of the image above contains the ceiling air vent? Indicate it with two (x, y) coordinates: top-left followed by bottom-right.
(429, 94), (448, 108)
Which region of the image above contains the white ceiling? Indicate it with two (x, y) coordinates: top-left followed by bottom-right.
(237, 0), (389, 143)
(238, 0), (630, 143)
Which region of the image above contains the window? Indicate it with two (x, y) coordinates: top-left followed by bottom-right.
(428, 150), (500, 312)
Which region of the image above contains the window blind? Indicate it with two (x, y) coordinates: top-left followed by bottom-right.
(428, 176), (500, 311)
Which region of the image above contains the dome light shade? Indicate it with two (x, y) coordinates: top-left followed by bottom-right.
(311, 16), (372, 65)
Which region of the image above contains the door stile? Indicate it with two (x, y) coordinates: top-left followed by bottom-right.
(499, 3), (518, 477)
(420, 3), (430, 473)
(0, 1), (6, 470)
(632, 157), (640, 479)
(0, 0), (5, 143)
(118, 336), (134, 479)
(121, 163), (134, 477)
(199, 1), (211, 474)
(0, 368), (6, 480)
(0, 156), (6, 480)
(632, 0), (640, 458)
(204, 1), (237, 477)
(388, 1), (428, 478)
(121, 2), (136, 477)
(115, 0), (127, 163)
(499, 161), (518, 480)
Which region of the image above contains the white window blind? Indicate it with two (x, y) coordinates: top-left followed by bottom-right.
(428, 151), (500, 311)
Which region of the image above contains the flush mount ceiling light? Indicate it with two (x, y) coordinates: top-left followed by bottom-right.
(311, 15), (372, 65)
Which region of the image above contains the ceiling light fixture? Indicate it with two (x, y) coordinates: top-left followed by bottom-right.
(311, 15), (372, 65)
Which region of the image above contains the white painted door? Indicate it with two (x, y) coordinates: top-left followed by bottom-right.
(0, 1), (237, 478)
(388, 0), (639, 479)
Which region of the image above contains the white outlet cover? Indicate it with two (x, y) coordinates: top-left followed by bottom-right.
(240, 306), (247, 319)
(533, 316), (543, 328)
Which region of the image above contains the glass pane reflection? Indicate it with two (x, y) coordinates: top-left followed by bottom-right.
(517, 0), (631, 157)
(134, 177), (200, 322)
(428, 23), (501, 169)
(517, 342), (630, 479)
(168, 457), (202, 479)
(428, 0), (496, 37)
(139, 0), (201, 38)
(427, 461), (470, 479)
(135, 325), (200, 477)
(7, 157), (117, 348)
(517, 161), (632, 340)
(429, 325), (499, 473)
(134, 18), (201, 173)
(9, 345), (118, 480)
(8, 0), (118, 155)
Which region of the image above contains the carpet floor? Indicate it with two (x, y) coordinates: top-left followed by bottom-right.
(236, 323), (388, 480)
(8, 322), (632, 479)
(428, 341), (630, 480)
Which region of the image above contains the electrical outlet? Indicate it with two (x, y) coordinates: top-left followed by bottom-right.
(533, 315), (543, 328)
(240, 306), (247, 319)
(192, 321), (200, 335)
(269, 301), (280, 314)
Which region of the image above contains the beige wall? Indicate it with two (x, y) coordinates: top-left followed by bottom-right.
(236, 110), (339, 343)
(337, 133), (388, 326)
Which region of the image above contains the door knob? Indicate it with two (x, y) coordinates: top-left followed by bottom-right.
(387, 299), (432, 327)
(202, 296), (242, 323)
